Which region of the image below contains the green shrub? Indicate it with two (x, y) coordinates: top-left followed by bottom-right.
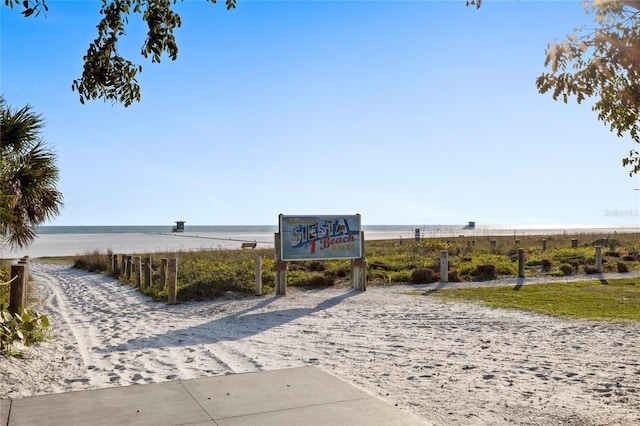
(177, 260), (255, 301)
(308, 261), (326, 272)
(73, 250), (111, 273)
(367, 268), (388, 282)
(617, 262), (629, 273)
(525, 255), (542, 267)
(389, 269), (414, 283)
(541, 259), (552, 272)
(411, 268), (437, 284)
(1, 305), (50, 357)
(448, 270), (462, 282)
(548, 247), (594, 264)
(367, 253), (431, 272)
(308, 273), (336, 287)
(584, 265), (598, 274)
(457, 253), (517, 280)
(559, 264), (573, 276)
(334, 268), (348, 278)
(177, 280), (229, 300)
(475, 264), (497, 281)
(285, 270), (335, 288)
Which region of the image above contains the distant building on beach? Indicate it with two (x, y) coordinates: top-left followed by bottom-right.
(172, 221), (186, 232)
(463, 221), (476, 230)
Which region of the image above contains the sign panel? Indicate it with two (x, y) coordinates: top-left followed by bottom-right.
(279, 214), (362, 261)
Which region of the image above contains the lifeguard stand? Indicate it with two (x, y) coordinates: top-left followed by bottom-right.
(172, 221), (186, 232)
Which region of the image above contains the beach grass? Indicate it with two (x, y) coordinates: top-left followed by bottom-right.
(427, 278), (640, 321)
(66, 232), (640, 302)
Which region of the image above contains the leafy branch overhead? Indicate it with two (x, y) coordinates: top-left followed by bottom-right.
(5, 0), (237, 107)
(535, 0), (640, 176)
(472, 1), (640, 176)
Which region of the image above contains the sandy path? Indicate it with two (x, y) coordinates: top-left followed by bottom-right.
(2, 263), (640, 425)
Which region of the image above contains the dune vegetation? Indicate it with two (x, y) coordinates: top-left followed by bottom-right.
(65, 233), (640, 303)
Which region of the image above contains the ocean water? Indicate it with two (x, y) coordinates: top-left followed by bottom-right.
(33, 225), (277, 235)
(1, 224), (638, 259)
(33, 223), (640, 236)
(32, 223), (640, 241)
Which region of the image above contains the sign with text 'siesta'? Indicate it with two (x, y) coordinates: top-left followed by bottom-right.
(279, 214), (362, 261)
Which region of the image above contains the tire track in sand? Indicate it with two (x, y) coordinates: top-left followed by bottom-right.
(29, 263), (262, 390)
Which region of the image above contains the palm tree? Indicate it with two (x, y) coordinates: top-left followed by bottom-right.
(1, 97), (63, 248)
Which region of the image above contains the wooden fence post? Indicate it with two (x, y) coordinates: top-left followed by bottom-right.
(595, 246), (603, 273)
(125, 255), (132, 279)
(274, 233), (287, 295)
(571, 239), (578, 248)
(168, 258), (178, 305)
(159, 258), (168, 291)
(143, 257), (152, 289)
(112, 254), (118, 274)
(542, 239), (547, 252)
(352, 232), (367, 291)
(17, 257), (29, 313)
(352, 259), (367, 291)
(518, 248), (525, 278)
(350, 259), (355, 288)
(9, 262), (27, 315)
(134, 256), (142, 287)
(255, 255), (262, 296)
(440, 250), (448, 283)
(274, 261), (287, 295)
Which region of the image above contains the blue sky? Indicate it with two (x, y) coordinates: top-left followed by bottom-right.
(2, 0), (639, 226)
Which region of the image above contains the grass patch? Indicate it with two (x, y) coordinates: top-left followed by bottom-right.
(428, 278), (640, 321)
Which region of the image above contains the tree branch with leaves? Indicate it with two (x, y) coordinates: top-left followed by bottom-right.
(535, 0), (640, 176)
(4, 0), (236, 106)
(6, 0), (640, 176)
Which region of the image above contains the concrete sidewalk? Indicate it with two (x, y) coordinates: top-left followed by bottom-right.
(1, 366), (429, 425)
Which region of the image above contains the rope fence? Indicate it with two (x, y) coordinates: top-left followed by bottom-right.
(109, 254), (178, 304)
(158, 232), (274, 246)
(0, 275), (19, 286)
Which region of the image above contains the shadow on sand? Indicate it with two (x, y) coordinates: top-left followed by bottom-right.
(96, 289), (359, 353)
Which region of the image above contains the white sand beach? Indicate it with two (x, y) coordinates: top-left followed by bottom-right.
(2, 263), (640, 425)
(0, 232), (276, 259)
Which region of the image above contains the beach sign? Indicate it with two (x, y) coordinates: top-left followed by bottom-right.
(279, 214), (362, 261)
